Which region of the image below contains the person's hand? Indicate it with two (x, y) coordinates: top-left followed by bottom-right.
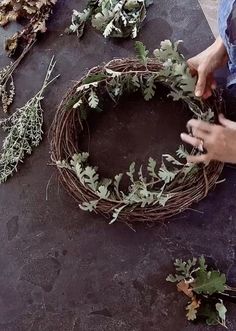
(181, 114), (236, 164)
(188, 37), (228, 99)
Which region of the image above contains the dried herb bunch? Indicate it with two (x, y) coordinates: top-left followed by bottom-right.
(68, 0), (153, 39)
(167, 256), (236, 328)
(0, 57), (59, 183)
(0, 45), (32, 112)
(51, 41), (224, 224)
(0, 0), (57, 55)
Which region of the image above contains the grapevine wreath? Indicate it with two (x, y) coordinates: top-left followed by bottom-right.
(51, 41), (224, 224)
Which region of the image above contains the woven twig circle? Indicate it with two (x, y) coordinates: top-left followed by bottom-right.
(51, 57), (224, 223)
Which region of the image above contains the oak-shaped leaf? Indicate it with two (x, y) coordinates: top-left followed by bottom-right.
(186, 297), (201, 321)
(135, 41), (149, 66)
(193, 270), (226, 295)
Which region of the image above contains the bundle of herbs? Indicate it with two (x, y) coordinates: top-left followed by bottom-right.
(0, 57), (59, 183)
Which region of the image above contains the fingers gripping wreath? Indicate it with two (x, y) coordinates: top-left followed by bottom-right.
(51, 41), (224, 224)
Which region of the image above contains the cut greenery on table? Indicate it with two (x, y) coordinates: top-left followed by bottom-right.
(167, 256), (236, 328)
(0, 57), (59, 183)
(0, 0), (57, 56)
(68, 0), (153, 39)
(51, 40), (223, 224)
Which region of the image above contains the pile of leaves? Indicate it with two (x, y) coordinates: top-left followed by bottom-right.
(167, 256), (236, 327)
(0, 0), (57, 55)
(0, 57), (59, 183)
(51, 40), (223, 224)
(68, 0), (153, 39)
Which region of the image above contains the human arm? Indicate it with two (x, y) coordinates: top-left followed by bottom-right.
(181, 114), (236, 164)
(188, 36), (228, 98)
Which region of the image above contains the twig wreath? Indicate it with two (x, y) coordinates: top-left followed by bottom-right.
(51, 40), (224, 224)
(68, 0), (153, 39)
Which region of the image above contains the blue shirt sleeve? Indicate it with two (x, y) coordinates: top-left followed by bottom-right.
(218, 0), (236, 86)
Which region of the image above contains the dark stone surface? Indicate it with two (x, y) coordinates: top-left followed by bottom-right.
(0, 0), (235, 330)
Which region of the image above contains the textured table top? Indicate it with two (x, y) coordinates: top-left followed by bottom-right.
(0, 1), (235, 330)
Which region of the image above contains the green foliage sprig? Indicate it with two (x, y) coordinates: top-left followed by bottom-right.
(54, 40), (221, 223)
(0, 57), (59, 183)
(68, 0), (153, 39)
(166, 256), (236, 328)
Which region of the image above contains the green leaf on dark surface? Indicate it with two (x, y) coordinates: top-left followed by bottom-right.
(83, 166), (99, 191)
(216, 301), (227, 327)
(126, 162), (136, 183)
(83, 73), (107, 84)
(198, 302), (219, 326)
(135, 41), (149, 66)
(158, 165), (178, 184)
(193, 270), (226, 295)
(144, 76), (156, 100)
(147, 157), (158, 179)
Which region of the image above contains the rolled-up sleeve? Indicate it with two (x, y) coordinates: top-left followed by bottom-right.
(218, 0), (236, 86)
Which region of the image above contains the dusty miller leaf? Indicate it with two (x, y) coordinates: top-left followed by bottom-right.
(174, 258), (197, 278)
(135, 41), (149, 66)
(79, 200), (98, 212)
(216, 301), (227, 327)
(103, 20), (114, 37)
(147, 157), (158, 178)
(176, 145), (189, 159)
(163, 154), (183, 166)
(158, 164), (178, 184)
(71, 153), (89, 167)
(88, 89), (99, 108)
(114, 173), (123, 198)
(110, 205), (126, 224)
(158, 194), (170, 207)
(83, 166), (99, 191)
(126, 162), (136, 183)
(97, 185), (110, 199)
(166, 274), (186, 283)
(144, 76), (156, 100)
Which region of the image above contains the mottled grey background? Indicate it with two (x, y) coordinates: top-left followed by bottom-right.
(0, 1), (235, 330)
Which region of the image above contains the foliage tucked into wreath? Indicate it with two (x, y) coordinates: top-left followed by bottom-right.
(51, 40), (224, 224)
(68, 0), (152, 39)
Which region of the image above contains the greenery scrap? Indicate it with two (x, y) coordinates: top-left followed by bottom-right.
(68, 0), (153, 39)
(166, 256), (236, 328)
